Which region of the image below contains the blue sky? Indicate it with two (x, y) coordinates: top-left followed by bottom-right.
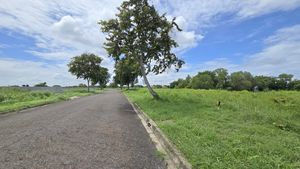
(0, 0), (300, 86)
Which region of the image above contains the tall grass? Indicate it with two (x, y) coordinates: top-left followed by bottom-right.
(124, 89), (300, 169)
(0, 87), (101, 113)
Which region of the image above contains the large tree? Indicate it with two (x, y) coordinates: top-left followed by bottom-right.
(213, 68), (228, 89)
(100, 0), (184, 99)
(190, 71), (215, 89)
(68, 53), (107, 92)
(277, 73), (294, 90)
(114, 58), (140, 89)
(254, 76), (274, 91)
(230, 71), (254, 91)
(91, 67), (110, 89)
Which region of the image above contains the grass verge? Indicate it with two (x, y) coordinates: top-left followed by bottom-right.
(124, 88), (300, 169)
(0, 87), (102, 114)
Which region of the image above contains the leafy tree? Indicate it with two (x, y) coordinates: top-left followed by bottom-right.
(68, 53), (107, 92)
(91, 67), (110, 89)
(170, 80), (179, 89)
(289, 80), (300, 90)
(100, 0), (184, 99)
(108, 82), (118, 88)
(190, 72), (215, 89)
(185, 75), (192, 88)
(114, 58), (140, 89)
(170, 75), (192, 88)
(79, 83), (87, 88)
(277, 73), (293, 90)
(213, 68), (228, 89)
(176, 79), (187, 88)
(230, 71), (254, 91)
(254, 76), (274, 91)
(34, 82), (47, 87)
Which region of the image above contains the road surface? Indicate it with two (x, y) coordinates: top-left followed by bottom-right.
(0, 90), (165, 169)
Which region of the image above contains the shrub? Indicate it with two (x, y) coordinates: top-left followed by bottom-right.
(44, 92), (51, 97)
(0, 94), (5, 102)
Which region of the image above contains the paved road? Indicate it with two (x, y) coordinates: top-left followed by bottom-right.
(0, 90), (165, 169)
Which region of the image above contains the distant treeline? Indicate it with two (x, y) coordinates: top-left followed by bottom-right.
(169, 68), (300, 91)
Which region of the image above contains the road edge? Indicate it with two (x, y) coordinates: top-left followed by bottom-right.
(123, 94), (192, 169)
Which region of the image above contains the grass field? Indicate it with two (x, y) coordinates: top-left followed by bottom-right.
(124, 88), (300, 169)
(0, 87), (101, 113)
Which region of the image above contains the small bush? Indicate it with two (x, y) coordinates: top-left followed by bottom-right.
(44, 92), (51, 97)
(30, 91), (51, 99)
(0, 94), (5, 102)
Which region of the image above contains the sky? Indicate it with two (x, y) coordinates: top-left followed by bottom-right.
(0, 0), (300, 86)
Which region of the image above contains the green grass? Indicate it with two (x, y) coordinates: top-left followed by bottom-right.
(124, 88), (300, 169)
(0, 87), (102, 113)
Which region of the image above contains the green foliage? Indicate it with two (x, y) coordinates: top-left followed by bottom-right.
(0, 87), (102, 113)
(100, 0), (184, 98)
(114, 58), (139, 88)
(153, 85), (163, 89)
(124, 88), (300, 169)
(191, 71), (215, 89)
(79, 83), (87, 87)
(290, 80), (300, 90)
(34, 82), (48, 87)
(0, 94), (5, 102)
(170, 68), (299, 91)
(254, 76), (274, 91)
(108, 82), (118, 88)
(170, 75), (192, 89)
(277, 73), (294, 90)
(91, 67), (110, 88)
(68, 53), (102, 81)
(213, 68), (228, 89)
(68, 53), (109, 91)
(230, 71), (254, 91)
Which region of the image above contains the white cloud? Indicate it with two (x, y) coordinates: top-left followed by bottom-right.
(173, 30), (204, 52)
(0, 0), (122, 61)
(1, 1), (300, 85)
(245, 24), (300, 78)
(147, 23), (300, 84)
(237, 0), (300, 18)
(154, 0), (300, 29)
(0, 58), (85, 86)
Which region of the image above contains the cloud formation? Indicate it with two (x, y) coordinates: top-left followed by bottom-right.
(0, 0), (300, 85)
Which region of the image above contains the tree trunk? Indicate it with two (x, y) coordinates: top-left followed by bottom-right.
(127, 84), (130, 90)
(139, 57), (159, 99)
(87, 79), (90, 92)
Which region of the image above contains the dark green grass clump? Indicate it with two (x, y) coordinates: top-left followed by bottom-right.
(0, 87), (101, 113)
(124, 89), (300, 169)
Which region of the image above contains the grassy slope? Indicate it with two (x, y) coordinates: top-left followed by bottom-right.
(124, 89), (300, 169)
(0, 87), (101, 113)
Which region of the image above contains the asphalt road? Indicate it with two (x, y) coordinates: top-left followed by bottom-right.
(0, 89), (165, 169)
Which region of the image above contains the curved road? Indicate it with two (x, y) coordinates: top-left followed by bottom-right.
(0, 90), (165, 169)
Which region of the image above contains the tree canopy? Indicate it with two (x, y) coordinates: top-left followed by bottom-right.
(68, 53), (109, 91)
(91, 67), (110, 89)
(113, 58), (140, 89)
(169, 68), (300, 91)
(100, 0), (184, 99)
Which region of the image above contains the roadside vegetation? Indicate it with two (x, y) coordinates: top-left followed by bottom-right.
(0, 87), (101, 114)
(170, 68), (300, 91)
(124, 88), (300, 169)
